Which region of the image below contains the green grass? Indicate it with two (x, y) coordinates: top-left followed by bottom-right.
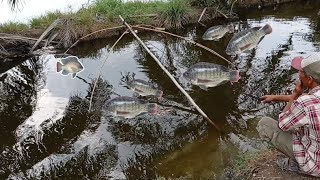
(30, 11), (64, 29)
(157, 0), (193, 29)
(0, 21), (29, 33)
(0, 0), (219, 35)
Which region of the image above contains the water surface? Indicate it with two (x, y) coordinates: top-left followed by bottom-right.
(1, 1), (320, 179)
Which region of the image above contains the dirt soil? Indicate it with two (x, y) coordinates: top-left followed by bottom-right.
(248, 149), (319, 180)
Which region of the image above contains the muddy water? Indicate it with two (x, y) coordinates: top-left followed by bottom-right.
(1, 1), (320, 179)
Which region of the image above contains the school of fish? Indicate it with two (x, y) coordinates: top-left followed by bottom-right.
(54, 23), (272, 119)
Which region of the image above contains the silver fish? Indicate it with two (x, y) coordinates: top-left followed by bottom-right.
(104, 96), (157, 118)
(127, 79), (163, 99)
(202, 24), (234, 41)
(183, 62), (240, 90)
(56, 56), (84, 78)
(225, 24), (272, 55)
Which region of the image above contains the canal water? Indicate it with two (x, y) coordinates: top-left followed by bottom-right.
(1, 1), (320, 179)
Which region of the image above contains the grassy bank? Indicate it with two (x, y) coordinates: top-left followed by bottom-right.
(0, 0), (226, 35)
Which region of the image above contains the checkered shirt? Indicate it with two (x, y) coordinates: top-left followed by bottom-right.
(279, 86), (320, 176)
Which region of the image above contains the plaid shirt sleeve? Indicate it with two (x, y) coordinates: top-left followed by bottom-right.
(279, 99), (309, 131)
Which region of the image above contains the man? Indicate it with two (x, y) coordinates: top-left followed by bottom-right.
(257, 53), (320, 177)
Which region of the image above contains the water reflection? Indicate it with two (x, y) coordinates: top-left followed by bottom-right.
(2, 1), (320, 179)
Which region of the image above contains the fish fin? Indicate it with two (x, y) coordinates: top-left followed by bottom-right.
(197, 78), (213, 83)
(116, 111), (131, 115)
(239, 43), (252, 51)
(213, 38), (220, 41)
(135, 88), (144, 93)
(72, 73), (77, 79)
(61, 70), (69, 75)
(57, 62), (63, 72)
(199, 85), (209, 91)
(147, 103), (157, 114)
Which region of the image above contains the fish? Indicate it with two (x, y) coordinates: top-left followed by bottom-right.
(202, 24), (234, 41)
(225, 24), (272, 55)
(183, 62), (240, 90)
(104, 96), (157, 118)
(56, 56), (84, 78)
(127, 79), (163, 99)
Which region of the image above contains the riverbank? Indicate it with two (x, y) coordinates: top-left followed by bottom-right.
(227, 148), (319, 180)
(0, 0), (298, 45)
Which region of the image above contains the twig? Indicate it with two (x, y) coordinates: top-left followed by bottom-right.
(88, 30), (128, 112)
(132, 26), (234, 66)
(30, 19), (61, 52)
(230, 0), (238, 15)
(216, 8), (229, 19)
(63, 25), (126, 55)
(119, 15), (220, 130)
(198, 7), (207, 23)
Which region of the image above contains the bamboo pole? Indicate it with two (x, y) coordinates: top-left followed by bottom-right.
(132, 26), (234, 66)
(88, 30), (128, 112)
(119, 15), (220, 130)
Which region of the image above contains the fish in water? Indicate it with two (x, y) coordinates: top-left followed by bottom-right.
(56, 56), (84, 78)
(183, 62), (240, 90)
(225, 24), (272, 55)
(202, 24), (234, 41)
(127, 79), (163, 99)
(104, 96), (157, 118)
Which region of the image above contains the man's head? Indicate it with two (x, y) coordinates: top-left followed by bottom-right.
(291, 53), (320, 88)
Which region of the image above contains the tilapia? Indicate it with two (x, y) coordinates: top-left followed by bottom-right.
(56, 56), (84, 78)
(127, 79), (163, 99)
(104, 96), (157, 118)
(225, 24), (272, 55)
(202, 24), (234, 41)
(183, 62), (240, 90)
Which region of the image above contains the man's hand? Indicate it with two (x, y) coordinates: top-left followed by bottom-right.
(293, 80), (303, 99)
(260, 95), (274, 103)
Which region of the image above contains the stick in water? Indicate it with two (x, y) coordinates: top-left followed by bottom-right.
(119, 15), (220, 131)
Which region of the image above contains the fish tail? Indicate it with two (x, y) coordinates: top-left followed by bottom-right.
(261, 24), (272, 34)
(228, 23), (234, 33)
(57, 62), (63, 72)
(147, 103), (157, 114)
(229, 70), (240, 82)
(155, 90), (163, 99)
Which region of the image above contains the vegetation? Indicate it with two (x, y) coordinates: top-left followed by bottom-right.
(157, 0), (193, 29)
(0, 22), (29, 33)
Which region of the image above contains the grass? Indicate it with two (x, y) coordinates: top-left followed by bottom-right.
(157, 0), (194, 29)
(0, 0), (225, 45)
(0, 22), (29, 33)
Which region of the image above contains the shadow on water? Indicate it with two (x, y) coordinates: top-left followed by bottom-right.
(1, 1), (320, 179)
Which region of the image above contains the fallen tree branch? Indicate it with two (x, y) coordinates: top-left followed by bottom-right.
(30, 19), (61, 52)
(88, 30), (128, 112)
(132, 26), (234, 66)
(120, 15), (220, 130)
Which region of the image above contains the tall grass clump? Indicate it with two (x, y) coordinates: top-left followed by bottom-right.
(0, 22), (29, 33)
(30, 11), (64, 29)
(156, 0), (193, 29)
(94, 0), (124, 21)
